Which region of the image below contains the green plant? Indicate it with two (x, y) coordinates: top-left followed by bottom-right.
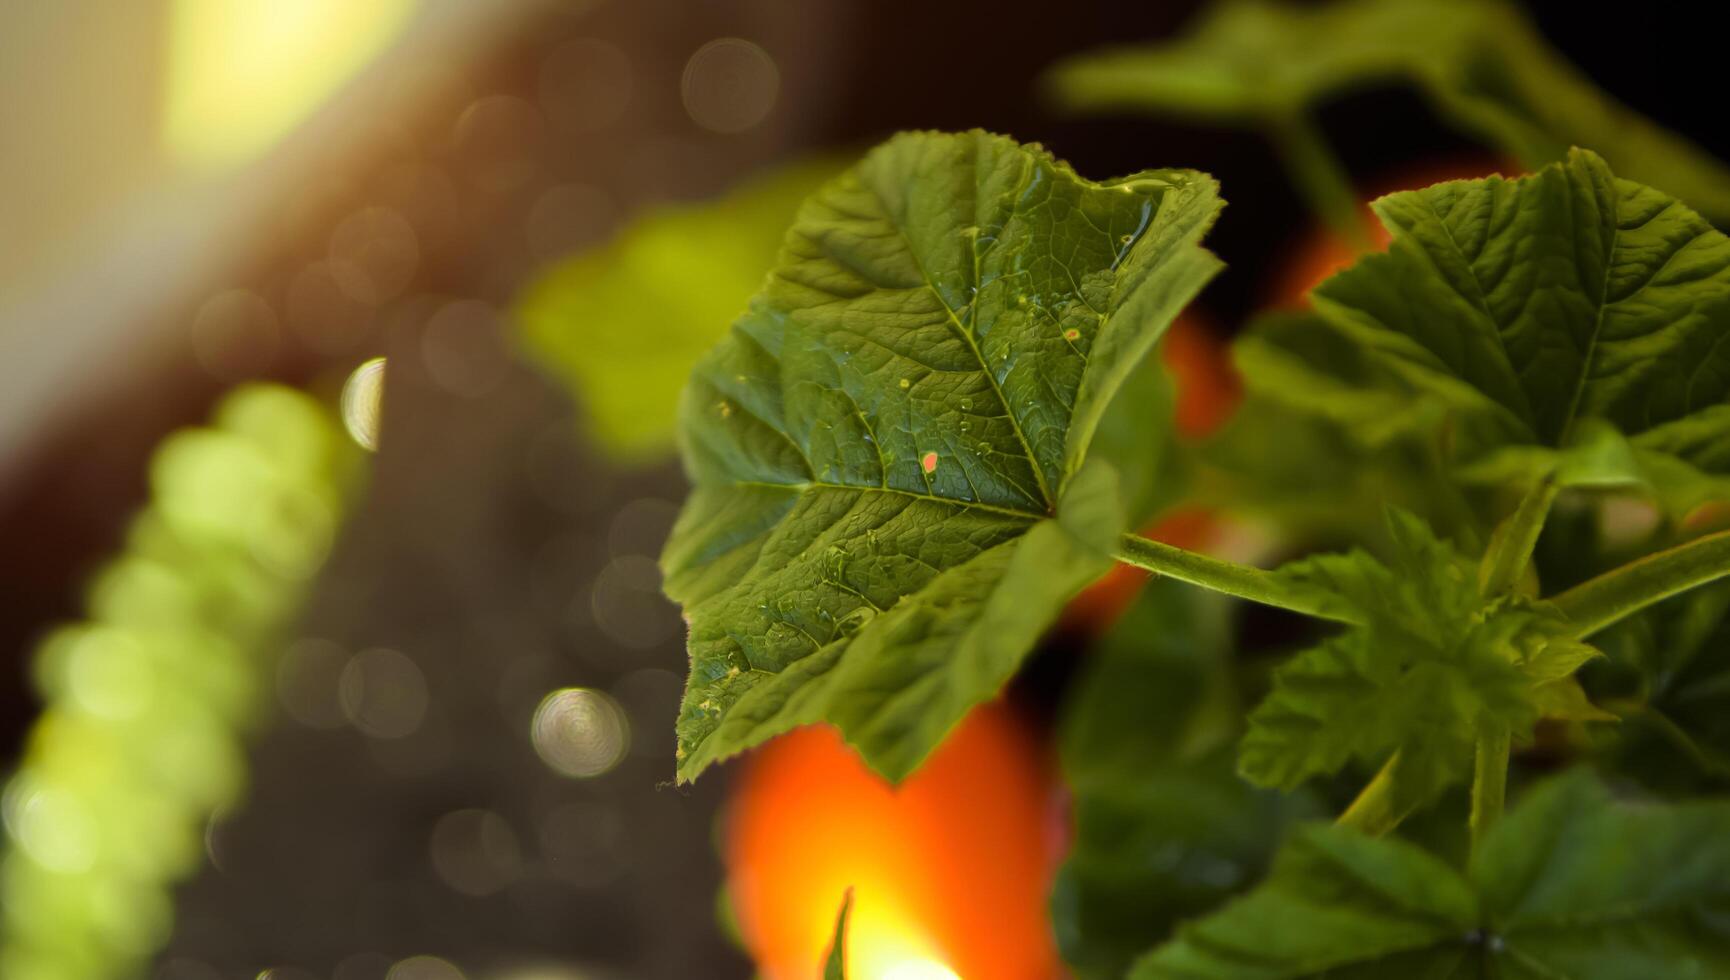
(1046, 0), (1730, 243)
(643, 122), (1730, 973)
(518, 159), (842, 461)
(502, 2), (1730, 974)
(0, 385), (362, 980)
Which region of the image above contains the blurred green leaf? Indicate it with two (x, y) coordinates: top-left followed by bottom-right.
(662, 130), (1223, 782)
(1133, 770), (1730, 977)
(0, 384), (361, 980)
(1200, 387), (1480, 551)
(517, 159), (841, 461)
(1590, 580), (1730, 790)
(1091, 350), (1186, 529)
(1053, 580), (1320, 979)
(1046, 0), (1730, 223)
(1201, 310), (1485, 549)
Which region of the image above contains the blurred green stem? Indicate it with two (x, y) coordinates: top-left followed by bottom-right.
(1337, 753), (1416, 836)
(1479, 478), (1558, 598)
(1115, 533), (1360, 624)
(1551, 527), (1730, 637)
(1269, 110), (1372, 253)
(1469, 725), (1510, 856)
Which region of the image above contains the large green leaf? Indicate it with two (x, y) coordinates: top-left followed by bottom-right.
(1241, 510), (1604, 810)
(663, 130), (1223, 782)
(1132, 770), (1730, 978)
(1045, 0), (1730, 224)
(1289, 150), (1730, 515)
(517, 159), (840, 460)
(1053, 580), (1320, 979)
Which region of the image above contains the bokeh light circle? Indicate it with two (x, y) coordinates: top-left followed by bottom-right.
(530, 688), (629, 778)
(680, 38), (780, 134)
(341, 357), (387, 452)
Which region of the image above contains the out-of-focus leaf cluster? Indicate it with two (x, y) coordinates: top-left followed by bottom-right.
(0, 385), (362, 980)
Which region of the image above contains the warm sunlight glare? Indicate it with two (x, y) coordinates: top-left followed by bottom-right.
(836, 892), (956, 980)
(879, 959), (964, 980)
(726, 704), (1061, 980)
(162, 0), (414, 169)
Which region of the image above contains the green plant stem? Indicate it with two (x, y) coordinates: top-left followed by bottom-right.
(1626, 702), (1730, 779)
(1478, 478), (1558, 598)
(1469, 726), (1510, 856)
(1115, 533), (1360, 624)
(1336, 754), (1414, 836)
(1467, 481), (1551, 855)
(1268, 110), (1372, 253)
(1550, 527), (1730, 638)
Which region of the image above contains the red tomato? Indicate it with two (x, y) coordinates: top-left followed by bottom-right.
(724, 703), (1062, 980)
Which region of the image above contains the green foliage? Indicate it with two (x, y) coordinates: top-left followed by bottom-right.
(661, 129), (1223, 782)
(1311, 150), (1730, 506)
(1241, 510), (1606, 811)
(517, 159), (841, 461)
(1210, 150), (1730, 531)
(1590, 580), (1730, 788)
(636, 127), (1730, 970)
(0, 385), (361, 980)
(1200, 312), (1485, 551)
(1132, 770), (1730, 978)
(1053, 581), (1321, 978)
(1091, 351), (1187, 528)
(593, 8), (1730, 963)
(1045, 0), (1730, 223)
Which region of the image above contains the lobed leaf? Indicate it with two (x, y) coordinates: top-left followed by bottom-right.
(1215, 151), (1730, 523)
(663, 130), (1223, 782)
(1132, 821), (1478, 978)
(1240, 510), (1608, 808)
(1309, 150), (1730, 508)
(1133, 770), (1730, 978)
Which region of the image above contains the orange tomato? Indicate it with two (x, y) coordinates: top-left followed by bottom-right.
(724, 703), (1062, 980)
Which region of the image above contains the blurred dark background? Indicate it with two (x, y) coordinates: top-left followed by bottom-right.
(0, 1), (1720, 977)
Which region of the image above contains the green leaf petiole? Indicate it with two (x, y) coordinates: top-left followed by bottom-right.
(1335, 753), (1415, 837)
(1550, 527), (1730, 638)
(1478, 478), (1558, 598)
(1113, 533), (1362, 625)
(1469, 725), (1510, 856)
(1267, 110), (1373, 253)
